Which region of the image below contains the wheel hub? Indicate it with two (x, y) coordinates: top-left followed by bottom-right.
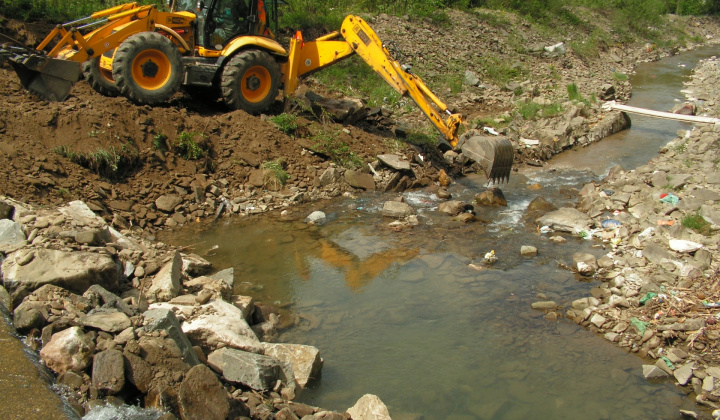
(245, 75), (261, 91)
(141, 60), (159, 78)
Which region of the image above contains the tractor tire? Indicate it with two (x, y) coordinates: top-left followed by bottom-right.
(112, 32), (183, 105)
(221, 50), (280, 114)
(83, 56), (119, 97)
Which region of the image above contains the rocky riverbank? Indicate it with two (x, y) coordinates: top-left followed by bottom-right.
(529, 55), (720, 419)
(0, 198), (394, 419)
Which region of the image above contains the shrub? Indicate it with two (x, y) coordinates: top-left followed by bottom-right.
(174, 132), (208, 160)
(681, 213), (711, 236)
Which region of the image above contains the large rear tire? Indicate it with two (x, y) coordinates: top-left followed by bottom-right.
(83, 56), (119, 97)
(221, 50), (280, 114)
(112, 32), (183, 105)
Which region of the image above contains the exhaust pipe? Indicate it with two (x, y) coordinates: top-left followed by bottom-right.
(1, 45), (81, 101)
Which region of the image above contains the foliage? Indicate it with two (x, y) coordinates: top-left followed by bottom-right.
(567, 82), (590, 105)
(312, 56), (401, 108)
(311, 130), (364, 168)
(153, 133), (168, 151)
(681, 212), (712, 235)
(0, 0), (156, 22)
(517, 101), (563, 119)
(174, 132), (208, 160)
(53, 142), (140, 180)
(261, 158), (290, 188)
(269, 113), (299, 135)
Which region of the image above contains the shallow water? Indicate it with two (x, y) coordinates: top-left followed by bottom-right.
(162, 46), (720, 419)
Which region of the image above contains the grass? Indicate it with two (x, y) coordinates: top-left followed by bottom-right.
(311, 130), (363, 169)
(517, 101), (564, 120)
(312, 56), (402, 108)
(0, 0), (156, 22)
(682, 213), (712, 236)
(174, 132), (208, 160)
(53, 142), (140, 180)
(269, 113), (299, 135)
(261, 158), (290, 189)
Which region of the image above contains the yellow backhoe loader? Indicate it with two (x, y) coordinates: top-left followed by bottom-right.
(0, 0), (513, 182)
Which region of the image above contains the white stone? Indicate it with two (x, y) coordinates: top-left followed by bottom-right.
(590, 313), (607, 328)
(669, 239), (703, 253)
(347, 394), (392, 420)
(147, 251), (183, 302)
(261, 343), (323, 389)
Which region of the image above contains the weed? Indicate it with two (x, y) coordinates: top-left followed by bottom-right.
(613, 71), (629, 82)
(404, 130), (439, 146)
(311, 130), (363, 168)
(567, 83), (590, 105)
(53, 143), (140, 180)
(261, 158), (290, 189)
(674, 141), (688, 154)
(153, 133), (168, 151)
(517, 101), (564, 120)
(269, 113), (299, 135)
(682, 213), (712, 236)
(174, 132), (207, 160)
(312, 55), (401, 108)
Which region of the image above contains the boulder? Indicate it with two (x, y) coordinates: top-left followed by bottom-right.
(184, 275), (231, 301)
(381, 201), (415, 218)
(318, 167), (341, 187)
(262, 343), (323, 389)
(143, 308), (200, 366)
(207, 347), (288, 391)
(181, 253), (213, 277)
(536, 208), (593, 233)
(178, 364), (230, 420)
(155, 195), (183, 213)
(344, 170), (376, 191)
(208, 267), (235, 290)
(437, 200), (472, 216)
(123, 351), (154, 393)
(0, 219), (26, 252)
(573, 253), (598, 275)
(377, 154), (411, 171)
(92, 349), (125, 394)
(153, 299), (262, 354)
(146, 251), (183, 302)
(474, 188), (507, 207)
(2, 249), (120, 295)
(40, 326), (95, 374)
(81, 310), (132, 333)
(520, 246), (538, 256)
(305, 211), (327, 225)
(346, 394), (392, 420)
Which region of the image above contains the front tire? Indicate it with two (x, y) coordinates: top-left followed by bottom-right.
(221, 50), (280, 114)
(112, 32), (183, 105)
(83, 56), (119, 97)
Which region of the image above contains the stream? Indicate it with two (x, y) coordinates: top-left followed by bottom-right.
(159, 46), (720, 419)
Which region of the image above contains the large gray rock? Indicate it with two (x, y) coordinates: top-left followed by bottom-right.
(181, 253), (213, 277)
(642, 242), (673, 264)
(151, 299), (262, 354)
(81, 310), (132, 333)
(155, 195), (183, 213)
(346, 394), (392, 420)
(381, 201), (415, 218)
(58, 200), (106, 227)
(0, 219), (26, 252)
(474, 188), (507, 207)
(92, 349), (125, 394)
(178, 364), (230, 420)
(146, 251), (183, 302)
(208, 268), (234, 290)
(318, 167), (342, 187)
(536, 208), (593, 233)
(207, 347), (288, 391)
(344, 170), (375, 191)
(40, 326), (95, 374)
(262, 343), (323, 389)
(377, 154), (411, 171)
(143, 308), (200, 366)
(2, 249), (120, 294)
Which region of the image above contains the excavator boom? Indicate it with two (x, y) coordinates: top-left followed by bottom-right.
(284, 15), (514, 183)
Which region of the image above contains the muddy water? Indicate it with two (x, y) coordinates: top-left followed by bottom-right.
(160, 46), (720, 419)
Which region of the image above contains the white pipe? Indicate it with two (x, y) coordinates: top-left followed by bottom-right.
(602, 101), (720, 124)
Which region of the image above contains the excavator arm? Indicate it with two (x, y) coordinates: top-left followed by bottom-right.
(283, 15), (513, 183)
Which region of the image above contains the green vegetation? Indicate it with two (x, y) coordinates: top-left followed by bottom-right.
(0, 0), (156, 22)
(174, 132), (208, 160)
(269, 113), (300, 135)
(567, 83), (592, 105)
(53, 143), (140, 180)
(153, 133), (168, 151)
(261, 158), (290, 188)
(682, 212), (712, 236)
(517, 101), (563, 120)
(313, 56), (401, 108)
(311, 130), (364, 168)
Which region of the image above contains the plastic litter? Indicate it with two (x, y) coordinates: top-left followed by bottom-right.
(703, 301), (720, 308)
(659, 193), (679, 205)
(601, 219), (621, 229)
(660, 356), (676, 370)
(539, 226), (553, 234)
(640, 292), (657, 306)
(631, 317), (649, 334)
(657, 220), (675, 226)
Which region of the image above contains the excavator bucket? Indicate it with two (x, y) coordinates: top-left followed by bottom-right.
(1, 46), (81, 101)
(460, 134), (514, 183)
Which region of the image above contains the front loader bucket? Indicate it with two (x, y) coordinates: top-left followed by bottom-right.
(460, 134), (514, 183)
(4, 49), (81, 101)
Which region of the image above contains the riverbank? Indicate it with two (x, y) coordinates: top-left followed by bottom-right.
(533, 55), (720, 418)
(2, 8), (720, 420)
